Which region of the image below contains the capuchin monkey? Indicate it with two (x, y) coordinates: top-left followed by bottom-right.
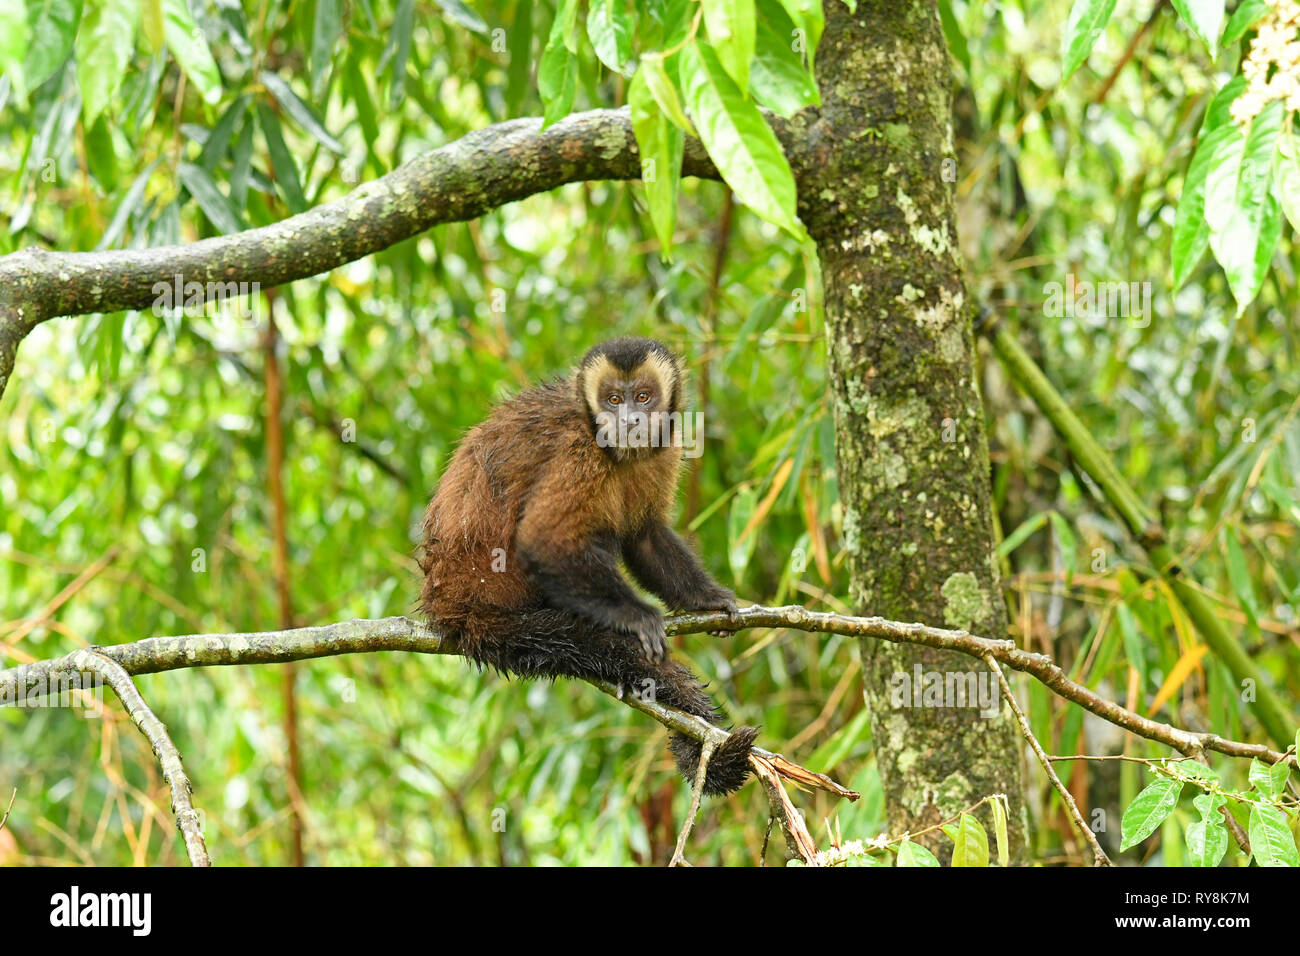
(418, 337), (756, 794)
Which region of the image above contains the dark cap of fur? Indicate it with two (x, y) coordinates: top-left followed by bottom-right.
(579, 337), (677, 374)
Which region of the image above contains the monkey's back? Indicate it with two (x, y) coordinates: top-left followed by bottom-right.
(418, 380), (585, 641)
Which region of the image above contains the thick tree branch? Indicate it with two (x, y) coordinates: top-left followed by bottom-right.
(2, 603), (1292, 864)
(3, 608), (1293, 775)
(0, 609), (855, 863)
(0, 107), (742, 401)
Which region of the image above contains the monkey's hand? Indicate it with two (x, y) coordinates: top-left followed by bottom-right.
(616, 604), (669, 663)
(681, 586), (741, 638)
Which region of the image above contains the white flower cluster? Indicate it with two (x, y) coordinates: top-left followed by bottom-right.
(810, 834), (891, 866)
(1231, 0), (1300, 125)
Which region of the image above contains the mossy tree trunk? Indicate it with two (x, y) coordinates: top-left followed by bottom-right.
(802, 0), (1028, 860)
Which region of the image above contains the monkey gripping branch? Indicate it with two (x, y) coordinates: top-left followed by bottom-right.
(0, 606), (1293, 865)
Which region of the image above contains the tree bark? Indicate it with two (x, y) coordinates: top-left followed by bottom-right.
(801, 0), (1028, 860)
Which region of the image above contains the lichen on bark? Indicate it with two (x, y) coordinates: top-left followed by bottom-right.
(801, 0), (1027, 860)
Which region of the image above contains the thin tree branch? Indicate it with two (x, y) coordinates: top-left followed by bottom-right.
(592, 674), (858, 801)
(750, 754), (819, 864)
(74, 650), (210, 867)
(669, 738), (714, 867)
(679, 605), (1297, 768)
(983, 653), (1112, 867)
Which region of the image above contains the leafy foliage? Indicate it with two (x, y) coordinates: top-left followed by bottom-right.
(0, 0), (1298, 867)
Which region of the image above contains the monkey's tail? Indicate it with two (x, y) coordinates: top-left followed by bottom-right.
(459, 609), (757, 796)
(668, 725), (759, 797)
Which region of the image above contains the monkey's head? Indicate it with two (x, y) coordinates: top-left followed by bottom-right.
(576, 337), (684, 463)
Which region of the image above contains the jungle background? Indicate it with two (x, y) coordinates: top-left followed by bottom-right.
(2, 0), (1299, 866)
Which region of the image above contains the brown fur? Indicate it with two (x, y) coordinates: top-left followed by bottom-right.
(419, 378), (679, 657)
(417, 338), (756, 796)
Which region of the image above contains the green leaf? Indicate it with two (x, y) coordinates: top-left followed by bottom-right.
(162, 0), (221, 104)
(554, 0), (579, 52)
(1185, 793), (1228, 867)
(806, 706), (871, 770)
(0, 0), (28, 90)
(261, 72), (345, 155)
(1223, 529), (1260, 630)
(587, 0), (634, 76)
(1061, 0), (1118, 83)
(1116, 603), (1147, 689)
(96, 158), (161, 250)
(76, 0), (137, 126)
(142, 0), (163, 50)
(1249, 756), (1290, 798)
(750, 0), (819, 116)
(700, 0), (756, 91)
(727, 485), (759, 585)
(991, 795), (1009, 867)
(1172, 77), (1246, 287)
(1275, 131), (1300, 234)
(1221, 0), (1267, 47)
(539, 34), (577, 127)
(1170, 0), (1224, 56)
(431, 0), (488, 35)
(311, 0), (343, 100)
(178, 161), (243, 235)
(344, 54), (381, 172)
(506, 0), (533, 114)
(83, 116), (118, 191)
(774, 0), (822, 74)
(1048, 511), (1078, 584)
(630, 65), (684, 258)
(1173, 123), (1235, 288)
(1259, 477), (1300, 525)
(896, 840), (940, 867)
(645, 0), (690, 48)
(1205, 98), (1284, 314)
(25, 0), (84, 89)
(995, 511), (1048, 557)
(1120, 775), (1183, 850)
(197, 95), (248, 173)
(257, 103), (309, 214)
(1249, 803), (1300, 866)
(945, 813), (989, 867)
(229, 111), (254, 209)
(1201, 74), (1246, 132)
(680, 40), (804, 239)
(384, 0), (415, 108)
(937, 0), (971, 75)
(640, 54), (692, 131)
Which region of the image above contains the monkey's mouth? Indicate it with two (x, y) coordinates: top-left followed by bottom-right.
(592, 410), (680, 460)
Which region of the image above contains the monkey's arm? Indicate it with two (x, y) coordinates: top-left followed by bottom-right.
(623, 520), (738, 615)
(517, 496), (668, 661)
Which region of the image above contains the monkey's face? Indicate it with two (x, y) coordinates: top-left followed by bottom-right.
(578, 339), (683, 463)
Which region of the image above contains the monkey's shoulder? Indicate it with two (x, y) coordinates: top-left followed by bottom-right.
(448, 377), (598, 487)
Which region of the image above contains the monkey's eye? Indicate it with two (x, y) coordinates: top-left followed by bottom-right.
(635, 391), (651, 404)
(607, 393), (622, 405)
